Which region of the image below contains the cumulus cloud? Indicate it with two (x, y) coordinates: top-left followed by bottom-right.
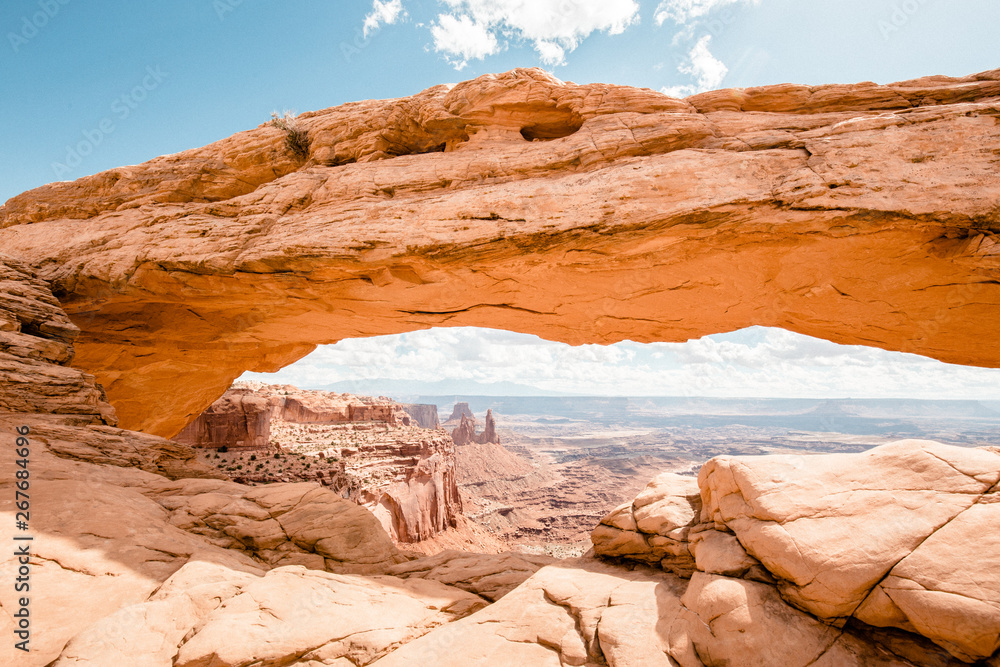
(430, 0), (640, 68)
(654, 0), (759, 27)
(430, 13), (500, 68)
(241, 326), (1000, 401)
(660, 34), (728, 97)
(363, 0), (406, 37)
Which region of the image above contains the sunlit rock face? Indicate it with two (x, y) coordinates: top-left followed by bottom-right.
(1, 67), (998, 437)
(592, 441), (1000, 664)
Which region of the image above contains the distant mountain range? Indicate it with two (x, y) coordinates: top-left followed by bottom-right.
(310, 378), (580, 400)
(283, 377), (1000, 435)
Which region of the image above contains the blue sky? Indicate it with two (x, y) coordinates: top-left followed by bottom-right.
(2, 0), (998, 202)
(4, 0), (999, 398)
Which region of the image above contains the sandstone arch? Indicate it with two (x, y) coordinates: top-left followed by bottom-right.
(1, 68), (998, 437)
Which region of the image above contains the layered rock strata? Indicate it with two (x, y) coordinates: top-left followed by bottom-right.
(181, 383), (463, 544)
(175, 382), (414, 450)
(2, 68), (999, 436)
(262, 420), (462, 544)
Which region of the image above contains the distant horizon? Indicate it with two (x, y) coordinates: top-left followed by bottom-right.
(234, 377), (1000, 406)
(239, 326), (1000, 402)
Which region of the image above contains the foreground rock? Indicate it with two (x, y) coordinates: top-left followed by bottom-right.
(53, 561), (485, 666)
(593, 440), (1000, 664)
(388, 549), (555, 601)
(371, 558), (926, 667)
(0, 256), (416, 665)
(3, 69), (999, 436)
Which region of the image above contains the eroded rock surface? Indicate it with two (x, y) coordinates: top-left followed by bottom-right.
(388, 548), (555, 601)
(178, 381), (463, 544)
(0, 257), (439, 665)
(593, 440), (1000, 664)
(53, 560), (486, 667)
(1, 69), (998, 436)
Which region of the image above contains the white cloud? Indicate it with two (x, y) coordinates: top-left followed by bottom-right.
(430, 14), (500, 69)
(241, 326), (1000, 401)
(660, 34), (728, 97)
(654, 0), (759, 27)
(363, 0), (406, 37)
(430, 0), (640, 68)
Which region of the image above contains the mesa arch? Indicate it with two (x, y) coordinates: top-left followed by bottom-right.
(1, 67), (998, 437)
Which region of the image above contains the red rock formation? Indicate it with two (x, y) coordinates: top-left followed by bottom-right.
(174, 388), (273, 449)
(400, 403), (440, 429)
(3, 69), (998, 436)
(176, 382), (413, 451)
(451, 414), (478, 446)
(451, 409), (500, 446)
(375, 442), (463, 543)
(271, 385), (409, 424)
(480, 409), (499, 444)
(179, 382), (462, 544)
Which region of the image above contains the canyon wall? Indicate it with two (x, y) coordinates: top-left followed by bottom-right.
(0, 68), (997, 436)
(173, 388), (274, 449)
(175, 382), (414, 450)
(176, 382), (462, 544)
(401, 403), (441, 429)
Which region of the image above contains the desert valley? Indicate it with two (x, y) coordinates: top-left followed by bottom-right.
(181, 383), (1000, 560)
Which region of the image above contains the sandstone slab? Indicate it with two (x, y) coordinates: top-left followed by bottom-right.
(698, 440), (1000, 621)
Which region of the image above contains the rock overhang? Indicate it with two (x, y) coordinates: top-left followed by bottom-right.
(0, 67), (997, 437)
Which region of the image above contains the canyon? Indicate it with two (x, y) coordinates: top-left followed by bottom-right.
(1, 67), (999, 665)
